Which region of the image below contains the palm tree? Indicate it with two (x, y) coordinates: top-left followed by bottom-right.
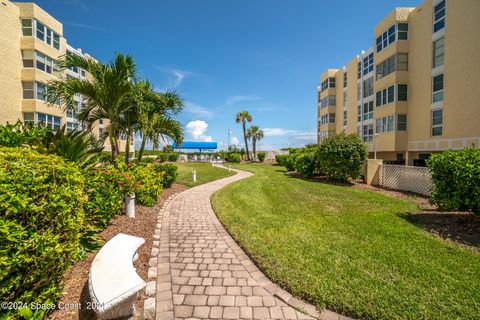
(46, 53), (137, 162)
(246, 125), (264, 161)
(235, 111), (252, 161)
(136, 83), (184, 161)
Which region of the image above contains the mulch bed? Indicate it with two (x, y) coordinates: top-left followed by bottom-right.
(287, 171), (480, 252)
(47, 183), (188, 320)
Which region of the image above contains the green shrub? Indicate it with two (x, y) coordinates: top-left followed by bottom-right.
(168, 153), (179, 162)
(317, 133), (367, 181)
(0, 147), (85, 317)
(0, 121), (50, 148)
(157, 153), (168, 162)
(228, 153), (241, 163)
(129, 163), (164, 206)
(284, 154), (297, 171)
(294, 152), (316, 178)
(257, 152), (266, 162)
(155, 163), (178, 188)
(275, 154), (287, 166)
(427, 146), (480, 214)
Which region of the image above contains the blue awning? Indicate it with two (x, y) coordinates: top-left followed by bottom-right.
(172, 141), (217, 150)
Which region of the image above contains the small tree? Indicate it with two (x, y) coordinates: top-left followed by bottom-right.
(316, 133), (367, 181)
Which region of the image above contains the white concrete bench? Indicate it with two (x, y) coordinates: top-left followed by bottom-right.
(88, 233), (146, 319)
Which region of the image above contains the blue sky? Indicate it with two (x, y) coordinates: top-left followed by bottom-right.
(22, 0), (420, 150)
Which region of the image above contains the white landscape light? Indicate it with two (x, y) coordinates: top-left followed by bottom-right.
(192, 170), (197, 182)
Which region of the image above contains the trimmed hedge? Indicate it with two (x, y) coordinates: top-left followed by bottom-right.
(0, 147), (85, 318)
(294, 152), (316, 178)
(129, 163), (165, 207)
(167, 153), (179, 162)
(257, 152), (266, 162)
(227, 153), (241, 163)
(155, 163), (178, 188)
(317, 134), (367, 181)
(427, 147), (480, 215)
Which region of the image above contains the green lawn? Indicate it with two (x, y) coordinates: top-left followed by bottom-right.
(211, 163), (480, 320)
(175, 163), (236, 187)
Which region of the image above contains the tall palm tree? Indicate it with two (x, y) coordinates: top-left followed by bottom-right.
(246, 125), (264, 161)
(235, 111), (252, 161)
(46, 53), (137, 162)
(136, 83), (184, 161)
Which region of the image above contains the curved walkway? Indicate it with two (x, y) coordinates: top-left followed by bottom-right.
(149, 167), (324, 320)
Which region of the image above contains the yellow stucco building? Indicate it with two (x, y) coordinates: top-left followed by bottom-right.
(317, 0), (480, 165)
(0, 0), (132, 152)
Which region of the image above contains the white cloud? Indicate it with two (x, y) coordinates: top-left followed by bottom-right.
(230, 136), (239, 146)
(263, 128), (317, 141)
(186, 120), (213, 142)
(70, 0), (89, 12)
(184, 102), (215, 119)
(154, 66), (193, 89)
(224, 95), (261, 106)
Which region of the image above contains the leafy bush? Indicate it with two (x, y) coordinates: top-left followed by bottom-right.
(168, 153), (179, 162)
(0, 121), (50, 148)
(427, 147), (480, 214)
(228, 153), (241, 163)
(284, 154), (297, 171)
(129, 163), (164, 206)
(275, 154), (287, 166)
(0, 147), (85, 317)
(294, 152), (316, 178)
(155, 163), (178, 188)
(157, 153), (168, 162)
(257, 152), (266, 162)
(316, 133), (367, 181)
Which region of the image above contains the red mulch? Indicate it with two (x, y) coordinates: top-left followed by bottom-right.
(47, 183), (188, 320)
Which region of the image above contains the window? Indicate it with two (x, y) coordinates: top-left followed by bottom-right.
(363, 53), (374, 75)
(343, 72), (347, 88)
(37, 113), (61, 131)
(376, 53), (408, 80)
(21, 19), (33, 36)
(36, 21), (45, 41)
(376, 85), (395, 107)
(432, 74), (444, 102)
(320, 77), (336, 92)
(363, 77), (373, 98)
(320, 95), (336, 109)
(53, 34), (60, 50)
(397, 84), (408, 101)
(66, 122), (78, 132)
(23, 112), (34, 125)
(432, 109), (443, 136)
(22, 82), (34, 99)
(34, 51), (58, 75)
(376, 115), (407, 133)
(357, 62), (361, 79)
(362, 124), (373, 142)
(433, 37), (444, 68)
(22, 50), (34, 68)
(343, 110), (347, 126)
(433, 0), (446, 33)
(357, 83), (361, 101)
(363, 101), (374, 120)
(343, 91), (347, 108)
(319, 113), (336, 125)
(398, 23), (408, 40)
(357, 105), (361, 122)
(36, 82), (46, 101)
(66, 105), (75, 118)
(397, 115), (407, 131)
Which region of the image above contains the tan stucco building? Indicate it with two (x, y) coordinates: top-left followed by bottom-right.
(317, 0), (480, 165)
(0, 0), (132, 152)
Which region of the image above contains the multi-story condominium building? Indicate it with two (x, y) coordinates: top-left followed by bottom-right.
(317, 0), (480, 166)
(0, 0), (132, 152)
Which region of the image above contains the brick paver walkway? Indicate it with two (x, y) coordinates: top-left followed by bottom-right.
(153, 166), (326, 320)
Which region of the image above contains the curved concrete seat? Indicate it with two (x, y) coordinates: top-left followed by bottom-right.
(88, 233), (146, 319)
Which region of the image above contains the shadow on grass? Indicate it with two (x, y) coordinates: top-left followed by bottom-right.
(285, 171), (355, 187)
(402, 211), (480, 250)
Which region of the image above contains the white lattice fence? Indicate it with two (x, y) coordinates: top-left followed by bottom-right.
(379, 164), (432, 196)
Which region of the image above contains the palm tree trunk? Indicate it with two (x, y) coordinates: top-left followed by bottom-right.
(125, 133), (131, 166)
(137, 135), (147, 161)
(252, 138), (256, 162)
(109, 127), (116, 162)
(242, 121), (250, 161)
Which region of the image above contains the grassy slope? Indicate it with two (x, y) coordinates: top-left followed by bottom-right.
(175, 163), (235, 188)
(211, 163), (480, 320)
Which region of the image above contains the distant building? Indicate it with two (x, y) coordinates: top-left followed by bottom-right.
(317, 0), (480, 165)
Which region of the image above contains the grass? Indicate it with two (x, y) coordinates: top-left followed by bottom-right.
(211, 163), (480, 320)
(175, 163), (235, 188)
